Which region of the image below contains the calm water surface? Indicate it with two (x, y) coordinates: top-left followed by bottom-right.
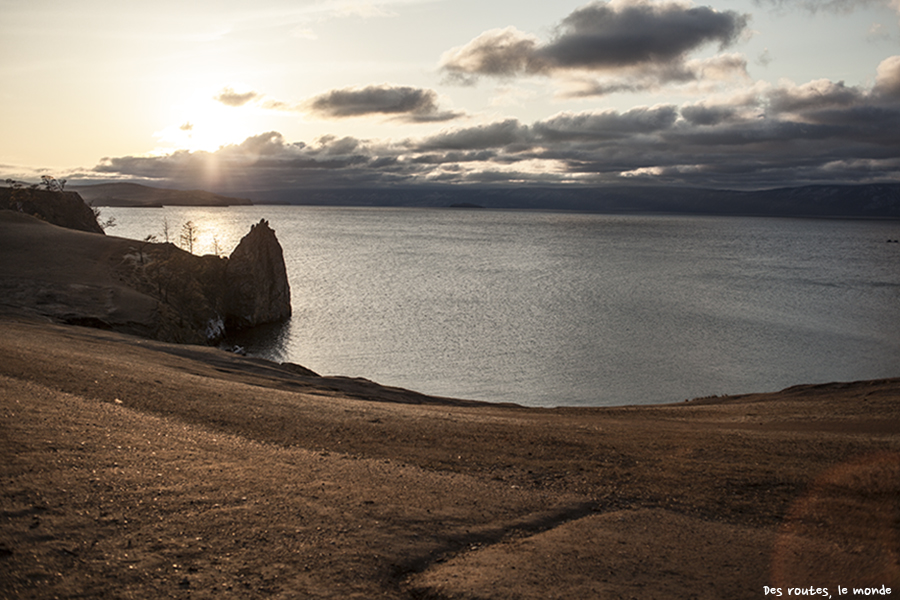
(102, 205), (900, 407)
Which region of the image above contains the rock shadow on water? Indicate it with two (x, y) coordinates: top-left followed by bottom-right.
(219, 319), (293, 363)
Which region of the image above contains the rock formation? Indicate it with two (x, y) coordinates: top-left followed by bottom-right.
(223, 219), (292, 330)
(125, 219), (292, 343)
(0, 210), (292, 345)
(0, 187), (104, 234)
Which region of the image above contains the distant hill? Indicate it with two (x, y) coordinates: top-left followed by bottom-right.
(72, 183), (252, 207)
(70, 181), (900, 217)
(247, 183), (900, 218)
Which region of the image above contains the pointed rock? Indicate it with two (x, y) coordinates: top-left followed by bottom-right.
(224, 219), (292, 330)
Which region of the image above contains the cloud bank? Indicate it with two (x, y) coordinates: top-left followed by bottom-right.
(90, 55), (900, 191)
(440, 0), (750, 95)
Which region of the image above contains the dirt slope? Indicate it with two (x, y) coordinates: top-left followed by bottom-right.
(1, 317), (898, 599)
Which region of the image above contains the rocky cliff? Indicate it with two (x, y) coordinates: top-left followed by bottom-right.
(0, 187), (104, 234)
(119, 219), (292, 343)
(223, 219), (292, 330)
(0, 211), (291, 345)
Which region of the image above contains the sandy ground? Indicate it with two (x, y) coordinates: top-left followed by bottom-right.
(1, 315), (898, 599)
(2, 210), (899, 599)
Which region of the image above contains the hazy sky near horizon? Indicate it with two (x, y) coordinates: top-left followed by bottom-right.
(2, 0), (899, 191)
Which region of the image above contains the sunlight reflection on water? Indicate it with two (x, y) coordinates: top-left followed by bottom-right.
(127, 207), (255, 257)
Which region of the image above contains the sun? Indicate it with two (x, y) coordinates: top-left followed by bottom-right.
(154, 94), (261, 153)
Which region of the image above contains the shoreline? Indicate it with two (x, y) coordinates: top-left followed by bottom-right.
(2, 315), (898, 599)
(2, 207), (898, 598)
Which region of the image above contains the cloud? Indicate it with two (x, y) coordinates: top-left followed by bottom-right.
(414, 119), (532, 151)
(93, 131), (393, 189)
(873, 55), (900, 99)
(561, 53), (749, 97)
(304, 85), (463, 122)
(533, 105), (679, 140)
(210, 83), (464, 122)
(89, 56), (900, 191)
(680, 103), (742, 125)
(439, 27), (548, 84)
(214, 87), (261, 107)
(542, 0), (748, 68)
(767, 79), (865, 113)
(231, 131), (290, 156)
(754, 0), (897, 14)
(440, 0), (750, 94)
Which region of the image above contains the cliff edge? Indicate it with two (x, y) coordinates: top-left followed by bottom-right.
(0, 187), (104, 234)
(0, 211), (291, 344)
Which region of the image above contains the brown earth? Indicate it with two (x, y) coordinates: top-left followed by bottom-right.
(1, 315), (898, 599)
(1, 207), (899, 599)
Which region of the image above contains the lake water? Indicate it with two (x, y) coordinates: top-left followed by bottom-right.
(100, 205), (900, 407)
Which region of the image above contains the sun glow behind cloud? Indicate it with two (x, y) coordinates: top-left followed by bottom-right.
(152, 91), (275, 153)
(2, 0), (900, 188)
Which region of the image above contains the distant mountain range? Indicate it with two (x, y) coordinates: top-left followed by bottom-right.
(247, 183), (900, 218)
(70, 181), (900, 218)
(71, 183), (252, 207)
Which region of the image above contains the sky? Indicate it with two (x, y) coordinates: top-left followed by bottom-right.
(2, 0), (899, 193)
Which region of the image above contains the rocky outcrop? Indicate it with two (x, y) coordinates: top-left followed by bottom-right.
(223, 220), (292, 330)
(0, 210), (291, 345)
(121, 219), (292, 343)
(0, 187), (104, 234)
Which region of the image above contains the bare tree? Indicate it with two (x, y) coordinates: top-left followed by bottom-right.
(180, 221), (198, 254)
(39, 175), (66, 192)
(88, 201), (116, 230)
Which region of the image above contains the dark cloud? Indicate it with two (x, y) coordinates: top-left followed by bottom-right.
(210, 83), (465, 122)
(305, 85), (463, 122)
(92, 132), (404, 190)
(214, 87), (261, 107)
(415, 119), (532, 151)
(564, 53), (749, 96)
(533, 106), (679, 140)
(410, 150), (497, 164)
(440, 0), (749, 94)
(680, 104), (741, 126)
(91, 57), (900, 191)
(767, 79), (864, 113)
(541, 1), (748, 69)
(439, 27), (548, 83)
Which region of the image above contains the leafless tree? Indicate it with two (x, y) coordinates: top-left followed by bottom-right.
(180, 221), (198, 254)
(39, 175), (66, 192)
